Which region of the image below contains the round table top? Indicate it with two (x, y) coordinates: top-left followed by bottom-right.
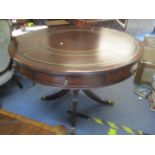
(9, 26), (142, 76)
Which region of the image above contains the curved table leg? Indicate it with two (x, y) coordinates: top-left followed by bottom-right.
(12, 76), (23, 89)
(41, 89), (70, 100)
(83, 89), (114, 105)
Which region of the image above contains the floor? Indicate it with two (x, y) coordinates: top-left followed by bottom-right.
(1, 19), (155, 135)
(0, 108), (67, 135)
(0, 74), (155, 135)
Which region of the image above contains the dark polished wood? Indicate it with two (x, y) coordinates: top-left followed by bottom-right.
(9, 26), (143, 131)
(71, 90), (79, 130)
(12, 76), (23, 89)
(83, 90), (113, 105)
(42, 89), (113, 105)
(0, 109), (67, 135)
(41, 88), (114, 131)
(9, 26), (143, 89)
(41, 89), (70, 100)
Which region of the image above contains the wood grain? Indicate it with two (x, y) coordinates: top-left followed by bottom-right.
(9, 26), (143, 88)
(0, 109), (67, 135)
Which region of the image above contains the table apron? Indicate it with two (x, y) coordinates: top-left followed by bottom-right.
(16, 64), (137, 89)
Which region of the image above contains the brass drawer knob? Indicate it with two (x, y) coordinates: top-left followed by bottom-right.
(64, 78), (68, 86)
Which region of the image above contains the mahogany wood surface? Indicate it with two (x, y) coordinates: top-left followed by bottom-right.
(0, 109), (67, 135)
(9, 26), (143, 88)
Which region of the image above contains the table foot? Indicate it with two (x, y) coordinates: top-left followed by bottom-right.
(41, 88), (113, 133)
(69, 127), (76, 135)
(83, 90), (114, 105)
(41, 89), (70, 100)
(12, 76), (23, 89)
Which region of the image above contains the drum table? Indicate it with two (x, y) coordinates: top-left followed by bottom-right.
(9, 26), (143, 132)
